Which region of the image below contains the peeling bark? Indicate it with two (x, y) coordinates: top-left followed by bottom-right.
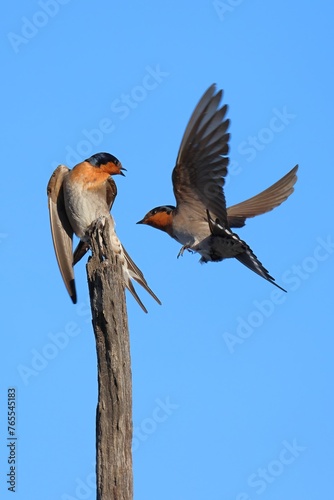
(86, 218), (133, 500)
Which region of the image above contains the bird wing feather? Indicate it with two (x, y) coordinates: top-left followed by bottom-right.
(122, 246), (162, 310)
(172, 84), (230, 226)
(227, 165), (298, 227)
(207, 212), (286, 292)
(47, 165), (77, 303)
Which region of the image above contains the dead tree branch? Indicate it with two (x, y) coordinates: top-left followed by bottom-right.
(86, 217), (133, 500)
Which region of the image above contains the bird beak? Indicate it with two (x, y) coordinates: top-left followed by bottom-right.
(120, 167), (127, 177)
(136, 219), (144, 224)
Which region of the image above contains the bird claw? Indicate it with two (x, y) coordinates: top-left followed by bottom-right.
(177, 246), (186, 258)
(85, 217), (108, 261)
(92, 216), (106, 232)
(177, 245), (193, 258)
(84, 216), (106, 240)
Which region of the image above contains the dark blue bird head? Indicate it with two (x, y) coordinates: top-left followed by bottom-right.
(85, 152), (126, 176)
(136, 205), (176, 231)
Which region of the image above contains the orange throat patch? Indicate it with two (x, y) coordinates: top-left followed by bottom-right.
(147, 211), (174, 235)
(70, 162), (111, 189)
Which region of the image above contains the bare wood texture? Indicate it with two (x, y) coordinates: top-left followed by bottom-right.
(86, 218), (133, 500)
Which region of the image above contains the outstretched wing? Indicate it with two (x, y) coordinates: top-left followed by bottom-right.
(172, 84), (230, 226)
(47, 165), (77, 303)
(227, 165), (298, 228)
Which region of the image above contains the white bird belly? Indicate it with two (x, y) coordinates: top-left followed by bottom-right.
(63, 179), (110, 238)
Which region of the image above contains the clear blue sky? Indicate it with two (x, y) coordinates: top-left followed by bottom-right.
(1, 1), (333, 499)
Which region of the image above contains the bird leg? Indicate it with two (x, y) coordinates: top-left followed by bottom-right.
(177, 245), (193, 258)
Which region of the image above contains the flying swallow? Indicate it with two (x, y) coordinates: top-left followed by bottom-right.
(47, 152), (161, 312)
(137, 85), (298, 292)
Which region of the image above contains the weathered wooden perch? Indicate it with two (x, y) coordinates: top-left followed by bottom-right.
(86, 217), (133, 500)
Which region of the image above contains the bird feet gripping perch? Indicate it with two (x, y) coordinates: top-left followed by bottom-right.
(86, 216), (108, 262)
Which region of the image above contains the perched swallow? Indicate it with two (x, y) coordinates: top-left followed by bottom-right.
(138, 85), (298, 292)
(47, 152), (161, 312)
